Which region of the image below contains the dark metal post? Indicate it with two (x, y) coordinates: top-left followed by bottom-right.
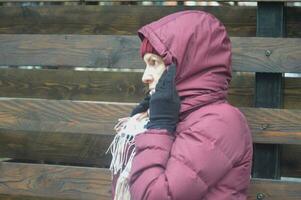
(252, 2), (287, 179)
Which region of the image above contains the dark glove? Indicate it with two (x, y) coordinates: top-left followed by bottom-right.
(146, 63), (180, 133)
(130, 94), (151, 117)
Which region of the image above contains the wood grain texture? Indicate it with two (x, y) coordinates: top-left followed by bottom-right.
(281, 144), (301, 178)
(0, 69), (147, 102)
(0, 99), (134, 167)
(0, 5), (299, 37)
(0, 99), (301, 168)
(248, 178), (301, 200)
(0, 162), (300, 200)
(240, 107), (301, 145)
(1, 35), (301, 73)
(0, 5), (257, 36)
(231, 37), (301, 73)
(1, 69), (301, 108)
(0, 162), (111, 200)
(0, 69), (255, 106)
(0, 0), (77, 2)
(0, 0), (300, 2)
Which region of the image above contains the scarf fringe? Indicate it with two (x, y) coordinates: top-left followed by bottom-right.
(106, 116), (148, 200)
(114, 150), (136, 200)
(106, 132), (135, 175)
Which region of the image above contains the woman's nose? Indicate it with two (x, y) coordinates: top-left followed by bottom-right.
(142, 70), (154, 84)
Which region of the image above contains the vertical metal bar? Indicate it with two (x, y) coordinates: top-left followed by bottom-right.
(252, 2), (286, 179)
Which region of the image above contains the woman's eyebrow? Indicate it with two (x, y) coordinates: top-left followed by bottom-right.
(149, 57), (157, 61)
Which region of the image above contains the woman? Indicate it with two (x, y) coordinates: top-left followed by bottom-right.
(107, 10), (253, 200)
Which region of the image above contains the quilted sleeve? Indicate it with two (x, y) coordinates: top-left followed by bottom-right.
(129, 113), (247, 200)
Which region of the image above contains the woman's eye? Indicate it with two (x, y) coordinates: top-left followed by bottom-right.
(150, 60), (156, 65)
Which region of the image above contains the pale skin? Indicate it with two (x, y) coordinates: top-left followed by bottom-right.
(114, 53), (166, 132)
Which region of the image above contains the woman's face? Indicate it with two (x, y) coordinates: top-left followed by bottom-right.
(142, 53), (166, 94)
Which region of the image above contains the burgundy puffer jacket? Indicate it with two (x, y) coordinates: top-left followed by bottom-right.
(113, 10), (253, 200)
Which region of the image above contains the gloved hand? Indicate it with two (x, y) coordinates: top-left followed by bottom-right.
(130, 94), (151, 117)
(146, 63), (180, 133)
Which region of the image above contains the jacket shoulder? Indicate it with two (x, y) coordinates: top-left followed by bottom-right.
(180, 103), (251, 165)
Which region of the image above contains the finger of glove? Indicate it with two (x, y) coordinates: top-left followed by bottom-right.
(130, 95), (150, 116)
(155, 64), (177, 99)
(166, 64), (177, 97)
(155, 69), (168, 93)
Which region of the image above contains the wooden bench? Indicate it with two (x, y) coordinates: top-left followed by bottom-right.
(0, 1), (301, 199)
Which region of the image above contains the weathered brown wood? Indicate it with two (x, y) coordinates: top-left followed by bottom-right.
(0, 69), (147, 103)
(0, 99), (301, 168)
(231, 37), (301, 73)
(287, 6), (301, 38)
(0, 162), (111, 200)
(239, 107), (301, 145)
(0, 69), (254, 106)
(0, 99), (300, 145)
(0, 5), (257, 36)
(281, 144), (301, 178)
(284, 77), (301, 109)
(1, 69), (301, 108)
(0, 100), (135, 167)
(0, 0), (300, 3)
(248, 178), (301, 200)
(0, 162), (300, 200)
(0, 195), (66, 200)
(0, 5), (299, 37)
(1, 35), (301, 73)
(0, 0), (77, 1)
(228, 72), (254, 107)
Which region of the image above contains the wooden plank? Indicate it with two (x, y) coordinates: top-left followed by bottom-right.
(0, 99), (300, 145)
(287, 6), (301, 38)
(231, 37), (301, 73)
(1, 69), (300, 108)
(0, 69), (147, 103)
(0, 0), (77, 2)
(0, 5), (298, 37)
(0, 0), (300, 2)
(248, 178), (301, 200)
(0, 35), (301, 73)
(281, 144), (301, 178)
(0, 100), (135, 167)
(284, 77), (301, 109)
(0, 99), (301, 167)
(0, 162), (111, 200)
(0, 162), (301, 200)
(1, 69), (300, 109)
(0, 69), (254, 106)
(0, 5), (257, 36)
(252, 1), (285, 180)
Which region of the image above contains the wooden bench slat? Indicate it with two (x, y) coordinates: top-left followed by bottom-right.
(0, 98), (301, 169)
(0, 0), (300, 2)
(0, 162), (300, 200)
(0, 69), (146, 103)
(248, 178), (301, 200)
(0, 98), (300, 144)
(1, 69), (301, 108)
(1, 35), (300, 73)
(0, 162), (111, 200)
(0, 5), (257, 36)
(0, 6), (299, 37)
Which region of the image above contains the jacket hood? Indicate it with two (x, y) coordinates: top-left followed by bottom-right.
(138, 10), (232, 117)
